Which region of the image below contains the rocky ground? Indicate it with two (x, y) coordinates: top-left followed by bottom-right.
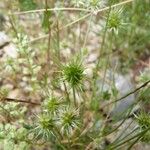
(0, 1), (150, 150)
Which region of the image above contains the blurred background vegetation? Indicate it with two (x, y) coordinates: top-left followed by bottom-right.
(0, 0), (149, 150)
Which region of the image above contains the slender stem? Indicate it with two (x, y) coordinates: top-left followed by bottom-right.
(13, 0), (133, 16)
(82, 14), (93, 49)
(91, 6), (111, 103)
(13, 7), (90, 15)
(73, 87), (77, 107)
(0, 42), (10, 49)
(101, 104), (136, 138)
(56, 19), (60, 60)
(54, 130), (66, 150)
(112, 120), (135, 144)
(109, 128), (149, 150)
(97, 0), (133, 14)
(107, 108), (140, 138)
(110, 127), (138, 148)
(45, 0), (51, 67)
(47, 18), (51, 66)
(28, 0), (134, 44)
(127, 135), (142, 150)
(100, 31), (114, 95)
(63, 81), (70, 103)
(8, 15), (18, 38)
(102, 80), (150, 109)
(29, 13), (91, 44)
(4, 97), (40, 105)
(96, 7), (111, 71)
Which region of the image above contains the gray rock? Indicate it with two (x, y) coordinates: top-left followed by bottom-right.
(0, 31), (10, 48)
(3, 43), (18, 58)
(111, 74), (135, 118)
(97, 71), (136, 119)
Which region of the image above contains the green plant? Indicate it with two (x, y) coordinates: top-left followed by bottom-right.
(107, 8), (125, 34)
(59, 107), (79, 136)
(0, 0), (150, 149)
(62, 59), (84, 89)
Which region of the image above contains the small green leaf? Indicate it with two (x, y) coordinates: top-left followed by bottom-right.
(102, 90), (111, 100)
(42, 10), (52, 31)
(22, 123), (33, 130)
(42, 2), (53, 32)
(111, 86), (118, 98)
(90, 98), (99, 111)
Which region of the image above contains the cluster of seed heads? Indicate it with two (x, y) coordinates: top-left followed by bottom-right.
(33, 95), (79, 140)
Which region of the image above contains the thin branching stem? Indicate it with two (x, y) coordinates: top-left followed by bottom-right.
(73, 87), (77, 107)
(27, 0), (134, 43)
(82, 13), (93, 49)
(13, 7), (90, 15)
(109, 128), (149, 149)
(8, 15), (19, 38)
(12, 0), (133, 16)
(102, 80), (150, 109)
(127, 135), (142, 150)
(112, 120), (135, 144)
(4, 97), (40, 105)
(63, 81), (70, 103)
(56, 19), (60, 60)
(45, 0), (51, 68)
(29, 13), (91, 43)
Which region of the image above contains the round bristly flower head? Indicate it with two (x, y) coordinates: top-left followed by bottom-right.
(63, 60), (84, 88)
(107, 8), (124, 34)
(135, 112), (150, 143)
(59, 107), (79, 136)
(33, 114), (56, 140)
(43, 97), (62, 115)
(135, 112), (150, 130)
(141, 130), (150, 143)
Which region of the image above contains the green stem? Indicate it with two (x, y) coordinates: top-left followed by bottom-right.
(45, 0), (51, 68)
(112, 121), (136, 145)
(63, 81), (70, 104)
(91, 6), (111, 102)
(127, 135), (142, 150)
(109, 128), (149, 150)
(73, 87), (77, 107)
(56, 19), (60, 60)
(110, 127), (139, 148)
(102, 80), (150, 109)
(96, 6), (111, 71)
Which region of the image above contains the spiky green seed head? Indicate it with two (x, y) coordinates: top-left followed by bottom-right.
(59, 107), (79, 136)
(135, 112), (150, 143)
(39, 115), (54, 129)
(141, 130), (150, 143)
(107, 9), (124, 33)
(136, 112), (150, 129)
(33, 114), (56, 140)
(63, 61), (84, 88)
(43, 97), (62, 114)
